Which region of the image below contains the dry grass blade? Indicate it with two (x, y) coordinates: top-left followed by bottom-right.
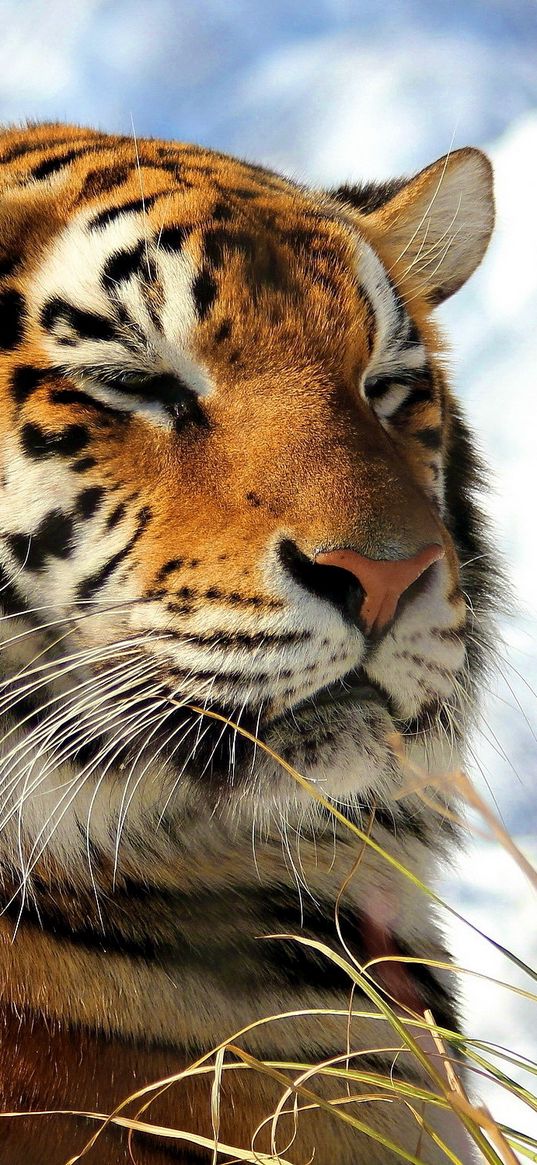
(388, 733), (537, 893)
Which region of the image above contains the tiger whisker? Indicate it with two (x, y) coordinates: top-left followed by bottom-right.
(9, 694), (169, 924)
(84, 698), (174, 914)
(0, 594), (162, 658)
(153, 713), (205, 829)
(0, 658), (162, 836)
(0, 631), (164, 704)
(111, 695), (192, 882)
(0, 645), (153, 764)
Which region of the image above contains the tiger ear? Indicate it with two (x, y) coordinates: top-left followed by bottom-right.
(336, 148), (495, 306)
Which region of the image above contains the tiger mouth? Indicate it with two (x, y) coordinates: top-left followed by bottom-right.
(268, 668), (393, 728)
(268, 668), (450, 743)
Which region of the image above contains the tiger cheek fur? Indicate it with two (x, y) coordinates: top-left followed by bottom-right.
(0, 123), (497, 1163)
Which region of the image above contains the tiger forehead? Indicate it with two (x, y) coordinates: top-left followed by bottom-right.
(0, 124), (359, 262)
(24, 132), (376, 363)
(79, 140), (362, 303)
(71, 131), (360, 264)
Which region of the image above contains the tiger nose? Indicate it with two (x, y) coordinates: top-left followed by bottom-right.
(314, 544), (444, 634)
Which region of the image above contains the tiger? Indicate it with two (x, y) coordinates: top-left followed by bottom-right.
(0, 122), (496, 1164)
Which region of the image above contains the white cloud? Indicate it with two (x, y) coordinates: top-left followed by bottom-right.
(0, 0), (104, 112)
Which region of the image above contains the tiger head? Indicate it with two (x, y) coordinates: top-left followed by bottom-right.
(0, 125), (495, 875)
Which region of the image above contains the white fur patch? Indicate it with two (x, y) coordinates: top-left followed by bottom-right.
(29, 206), (214, 408)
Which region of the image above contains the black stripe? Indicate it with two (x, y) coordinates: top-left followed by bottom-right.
(79, 163), (132, 200)
(2, 898), (162, 960)
(215, 319), (231, 342)
(75, 486), (105, 520)
(20, 421), (90, 460)
(77, 506), (151, 600)
(89, 197), (149, 230)
(7, 511), (74, 571)
(156, 557), (184, 578)
(0, 134), (80, 164)
(415, 425), (442, 450)
(50, 385), (129, 421)
(162, 627), (309, 650)
(0, 289), (26, 350)
(203, 227), (236, 269)
(40, 297), (117, 343)
(0, 254), (19, 279)
(71, 455), (97, 473)
(89, 190), (170, 231)
(0, 562), (25, 615)
(167, 664), (268, 685)
(30, 148), (86, 181)
(364, 374), (395, 401)
(2, 136), (126, 173)
(398, 382), (433, 409)
(212, 201), (232, 222)
(227, 186), (259, 200)
(262, 934), (353, 991)
(157, 224), (195, 252)
(192, 266), (217, 319)
(356, 285), (376, 350)
(10, 365), (49, 405)
(331, 177), (408, 215)
(0, 870), (458, 1035)
(102, 242), (145, 285)
(106, 501), (127, 529)
(401, 318), (422, 349)
(260, 893), (459, 1031)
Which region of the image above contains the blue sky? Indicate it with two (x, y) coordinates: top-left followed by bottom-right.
(2, 1), (537, 179)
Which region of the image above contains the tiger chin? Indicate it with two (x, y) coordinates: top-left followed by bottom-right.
(0, 122), (497, 1164)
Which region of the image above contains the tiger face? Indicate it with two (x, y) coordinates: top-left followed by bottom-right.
(0, 125), (495, 872)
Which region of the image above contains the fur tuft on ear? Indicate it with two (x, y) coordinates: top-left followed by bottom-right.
(334, 148), (494, 306)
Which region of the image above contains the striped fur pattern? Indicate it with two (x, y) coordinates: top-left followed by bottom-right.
(0, 124), (496, 1162)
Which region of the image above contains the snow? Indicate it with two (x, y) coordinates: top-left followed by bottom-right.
(0, 0), (535, 1145)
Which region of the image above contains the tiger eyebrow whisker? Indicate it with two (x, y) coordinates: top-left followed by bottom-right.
(130, 112), (152, 285)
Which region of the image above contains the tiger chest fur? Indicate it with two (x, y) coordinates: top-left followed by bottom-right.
(0, 123), (496, 1163)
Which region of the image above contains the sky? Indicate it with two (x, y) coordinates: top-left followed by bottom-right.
(0, 0), (536, 1147)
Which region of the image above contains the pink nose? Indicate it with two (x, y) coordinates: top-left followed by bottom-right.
(314, 544), (444, 633)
